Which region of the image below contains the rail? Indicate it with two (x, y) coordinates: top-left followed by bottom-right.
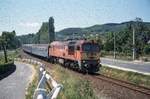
(93, 74), (150, 95)
(14, 58), (63, 99)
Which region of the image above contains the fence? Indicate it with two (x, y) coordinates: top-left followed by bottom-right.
(14, 58), (63, 99)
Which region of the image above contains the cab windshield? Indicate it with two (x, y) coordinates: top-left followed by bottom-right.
(82, 43), (100, 52)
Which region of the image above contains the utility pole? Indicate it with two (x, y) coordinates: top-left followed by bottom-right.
(132, 26), (135, 60)
(114, 32), (116, 59)
(132, 17), (143, 60)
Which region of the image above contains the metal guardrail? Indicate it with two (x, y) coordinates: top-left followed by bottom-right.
(14, 58), (63, 99)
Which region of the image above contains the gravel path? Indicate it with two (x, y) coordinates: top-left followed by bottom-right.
(0, 61), (33, 99)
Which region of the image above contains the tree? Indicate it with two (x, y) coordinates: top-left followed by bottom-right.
(95, 34), (103, 47)
(49, 17), (55, 43)
(104, 32), (114, 51)
(0, 30), (19, 63)
(0, 36), (8, 63)
(132, 18), (150, 56)
(144, 44), (150, 54)
(2, 31), (16, 49)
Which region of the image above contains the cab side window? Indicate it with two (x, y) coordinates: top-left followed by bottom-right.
(76, 46), (80, 50)
(68, 45), (75, 55)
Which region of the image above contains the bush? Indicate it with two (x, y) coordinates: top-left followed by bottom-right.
(144, 45), (150, 54)
(0, 59), (14, 74)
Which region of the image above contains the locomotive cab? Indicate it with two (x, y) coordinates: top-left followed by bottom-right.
(79, 41), (101, 73)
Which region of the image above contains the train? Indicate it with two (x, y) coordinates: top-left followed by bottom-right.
(22, 39), (101, 73)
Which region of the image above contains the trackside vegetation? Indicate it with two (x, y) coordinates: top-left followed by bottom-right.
(25, 62), (97, 99)
(100, 66), (150, 88)
(49, 65), (97, 99)
(25, 64), (38, 99)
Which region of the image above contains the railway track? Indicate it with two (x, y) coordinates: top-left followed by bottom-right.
(21, 51), (150, 98)
(92, 74), (150, 96)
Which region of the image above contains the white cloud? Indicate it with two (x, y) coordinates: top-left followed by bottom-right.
(19, 22), (40, 28)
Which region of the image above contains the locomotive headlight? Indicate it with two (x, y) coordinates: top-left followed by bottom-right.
(82, 60), (85, 63)
(84, 64), (88, 67)
(97, 59), (100, 63)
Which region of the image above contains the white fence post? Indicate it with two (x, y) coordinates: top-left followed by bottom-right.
(33, 61), (63, 99)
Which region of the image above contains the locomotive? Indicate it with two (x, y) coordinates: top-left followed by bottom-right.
(23, 39), (101, 73)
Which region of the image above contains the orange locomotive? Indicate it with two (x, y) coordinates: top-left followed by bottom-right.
(49, 39), (101, 73)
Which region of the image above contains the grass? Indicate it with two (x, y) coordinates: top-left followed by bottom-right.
(0, 49), (20, 74)
(101, 51), (133, 61)
(100, 66), (150, 88)
(25, 63), (97, 99)
(0, 57), (10, 64)
(0, 56), (14, 74)
(25, 64), (38, 99)
(0, 49), (20, 64)
(0, 49), (20, 59)
(26, 75), (38, 99)
(101, 50), (150, 61)
(7, 49), (21, 59)
(49, 65), (97, 99)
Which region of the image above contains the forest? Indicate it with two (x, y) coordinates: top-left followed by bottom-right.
(1, 18), (150, 61)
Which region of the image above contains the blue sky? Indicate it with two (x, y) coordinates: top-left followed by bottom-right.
(0, 0), (150, 35)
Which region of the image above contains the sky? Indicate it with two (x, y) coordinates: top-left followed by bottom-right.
(0, 0), (150, 35)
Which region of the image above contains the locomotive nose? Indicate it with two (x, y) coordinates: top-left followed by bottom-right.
(81, 60), (100, 72)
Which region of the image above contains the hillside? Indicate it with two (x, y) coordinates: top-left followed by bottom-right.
(58, 21), (150, 34)
(56, 21), (150, 38)
(18, 21), (150, 44)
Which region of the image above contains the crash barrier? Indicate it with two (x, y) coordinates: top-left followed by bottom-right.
(14, 58), (63, 99)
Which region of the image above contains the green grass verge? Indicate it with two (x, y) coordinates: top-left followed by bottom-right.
(0, 49), (20, 61)
(101, 51), (133, 61)
(7, 49), (21, 59)
(25, 64), (38, 99)
(0, 58), (13, 64)
(100, 66), (150, 88)
(0, 49), (19, 74)
(50, 65), (97, 99)
(26, 76), (38, 99)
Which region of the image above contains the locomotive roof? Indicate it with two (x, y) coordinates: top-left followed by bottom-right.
(50, 40), (94, 46)
(23, 44), (49, 47)
(23, 39), (97, 47)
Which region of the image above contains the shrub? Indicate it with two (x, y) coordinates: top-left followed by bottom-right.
(0, 59), (14, 74)
(144, 45), (150, 54)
